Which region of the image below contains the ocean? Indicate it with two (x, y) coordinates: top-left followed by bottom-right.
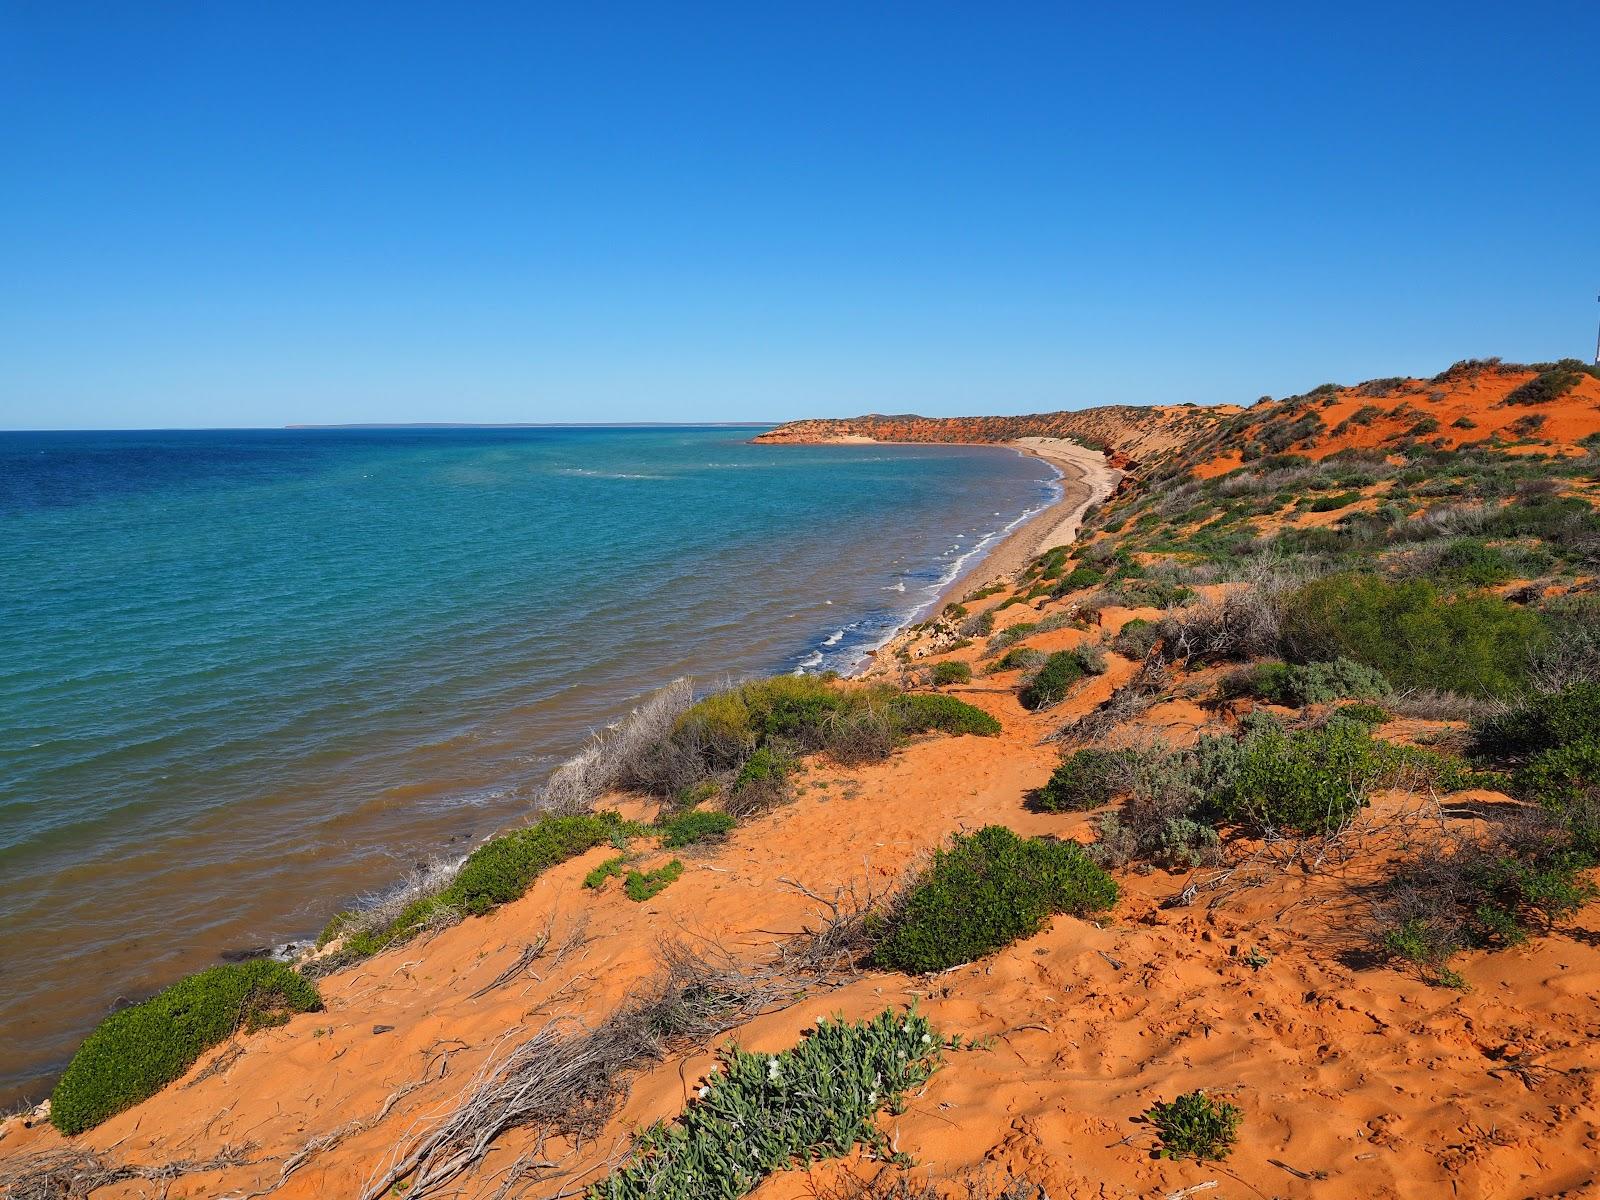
(0, 425), (1056, 1106)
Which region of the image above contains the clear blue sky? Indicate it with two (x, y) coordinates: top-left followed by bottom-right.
(3, 2), (1598, 429)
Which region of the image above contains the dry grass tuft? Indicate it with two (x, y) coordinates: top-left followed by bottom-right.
(0, 1146), (255, 1200)
(542, 677), (696, 814)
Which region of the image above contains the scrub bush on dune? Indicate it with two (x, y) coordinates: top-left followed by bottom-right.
(1278, 573), (1543, 697)
(321, 811), (629, 959)
(1144, 1090), (1243, 1162)
(651, 675), (1001, 791)
(1220, 656), (1390, 707)
(658, 807), (736, 848)
(1111, 617), (1160, 659)
(52, 961), (322, 1135)
(1034, 747), (1138, 812)
(1375, 819), (1597, 985)
(873, 826), (1117, 973)
(1018, 645), (1105, 710)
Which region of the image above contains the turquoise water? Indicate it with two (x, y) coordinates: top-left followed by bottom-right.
(0, 425), (1056, 1105)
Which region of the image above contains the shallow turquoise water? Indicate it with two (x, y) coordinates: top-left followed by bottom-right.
(0, 425), (1055, 1104)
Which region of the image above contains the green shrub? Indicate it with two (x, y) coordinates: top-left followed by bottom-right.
(624, 859), (684, 902)
(1433, 539), (1516, 586)
(584, 1008), (944, 1199)
(1205, 721), (1379, 834)
(1226, 657), (1391, 707)
(336, 812), (629, 956)
(1143, 1090), (1243, 1162)
(444, 813), (628, 917)
(1279, 573), (1543, 696)
(988, 621), (1039, 652)
(584, 854), (628, 889)
(1337, 701), (1393, 726)
(1036, 748), (1136, 812)
(1308, 491), (1360, 512)
(930, 660), (973, 686)
(1378, 833), (1597, 982)
(664, 676), (1000, 792)
(1193, 718), (1473, 837)
(893, 693), (1001, 737)
(873, 826), (1117, 973)
(1515, 739), (1600, 814)
(1112, 618), (1160, 659)
(1052, 565), (1105, 593)
(51, 961), (322, 1134)
(659, 808), (736, 848)
(1504, 360), (1596, 406)
(1019, 651), (1084, 710)
(1473, 683), (1600, 760)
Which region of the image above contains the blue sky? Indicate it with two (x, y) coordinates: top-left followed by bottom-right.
(3, 2), (1598, 429)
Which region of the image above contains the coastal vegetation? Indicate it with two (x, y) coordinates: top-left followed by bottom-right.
(872, 826), (1117, 974)
(50, 961), (321, 1135)
(16, 360), (1600, 1199)
(585, 1008), (946, 1199)
(1143, 1090), (1243, 1162)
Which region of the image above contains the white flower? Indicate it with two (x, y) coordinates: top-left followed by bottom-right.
(867, 1090), (877, 1105)
(698, 1086), (710, 1099)
(921, 1033), (932, 1045)
(767, 1057), (782, 1081)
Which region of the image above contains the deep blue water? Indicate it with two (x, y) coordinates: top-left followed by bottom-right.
(0, 425), (1055, 1104)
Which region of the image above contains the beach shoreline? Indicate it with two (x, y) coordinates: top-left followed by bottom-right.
(826, 435), (1122, 674)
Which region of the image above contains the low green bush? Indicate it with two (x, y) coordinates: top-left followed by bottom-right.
(1378, 832), (1597, 983)
(658, 808), (736, 848)
(1515, 739), (1600, 815)
(444, 813), (629, 917)
(1225, 657), (1390, 707)
(1504, 359), (1596, 406)
(1336, 701), (1393, 726)
(724, 746), (793, 816)
(656, 676), (1002, 796)
(1019, 651), (1084, 710)
(1308, 491), (1360, 512)
(330, 811), (629, 956)
(625, 859), (684, 902)
(585, 1008), (944, 1199)
(1203, 720), (1393, 835)
(873, 826), (1117, 973)
(1144, 1090), (1243, 1162)
(1473, 682), (1600, 760)
(52, 961), (322, 1134)
(892, 693), (1001, 737)
(1434, 539), (1516, 586)
(1278, 573), (1543, 697)
(1035, 748), (1136, 812)
(930, 660), (972, 686)
(584, 854), (628, 889)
